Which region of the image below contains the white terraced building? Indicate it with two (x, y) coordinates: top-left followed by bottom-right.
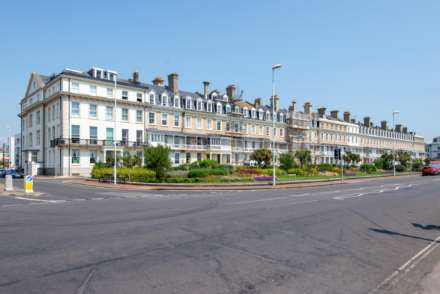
(19, 66), (425, 177)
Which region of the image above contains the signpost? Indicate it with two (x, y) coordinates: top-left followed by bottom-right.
(334, 148), (344, 183)
(24, 175), (33, 193)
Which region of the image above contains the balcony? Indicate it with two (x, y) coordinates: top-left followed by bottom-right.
(50, 138), (145, 148)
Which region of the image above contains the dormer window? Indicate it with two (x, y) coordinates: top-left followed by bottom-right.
(259, 109), (264, 120)
(243, 107), (248, 117)
(96, 70), (102, 79)
(251, 108), (256, 119)
(197, 99), (203, 111)
(226, 104), (231, 113)
(279, 113), (284, 122)
(149, 93), (155, 104)
(162, 95), (168, 106)
(217, 103), (222, 114)
(211, 93), (218, 100)
(174, 97), (179, 108)
(207, 101), (212, 112)
(266, 111), (271, 121)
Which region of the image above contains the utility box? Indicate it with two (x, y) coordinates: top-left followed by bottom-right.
(5, 175), (13, 192)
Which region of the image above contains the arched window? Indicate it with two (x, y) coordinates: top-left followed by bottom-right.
(279, 113), (284, 122)
(226, 104), (231, 113)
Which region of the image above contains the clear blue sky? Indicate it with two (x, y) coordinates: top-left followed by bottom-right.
(1, 0), (438, 142)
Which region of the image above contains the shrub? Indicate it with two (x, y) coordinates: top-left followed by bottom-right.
(395, 164), (406, 172)
(144, 145), (172, 182)
(262, 167), (285, 177)
(190, 160), (219, 169)
(91, 166), (113, 179)
(317, 164), (340, 173)
(360, 163), (377, 174)
(287, 166), (319, 176)
(279, 152), (296, 171)
(412, 160), (423, 172)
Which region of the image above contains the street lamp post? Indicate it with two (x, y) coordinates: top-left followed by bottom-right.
(113, 76), (118, 184)
(271, 64), (282, 187)
(392, 111), (399, 176)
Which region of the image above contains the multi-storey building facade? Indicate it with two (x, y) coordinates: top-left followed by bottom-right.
(427, 137), (440, 159)
(19, 67), (425, 176)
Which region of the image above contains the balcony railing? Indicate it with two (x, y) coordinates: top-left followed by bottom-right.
(50, 138), (145, 148)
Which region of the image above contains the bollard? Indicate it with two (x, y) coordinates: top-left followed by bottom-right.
(5, 175), (13, 192)
(24, 175), (33, 193)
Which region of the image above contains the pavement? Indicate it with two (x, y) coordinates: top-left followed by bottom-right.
(1, 175), (440, 293)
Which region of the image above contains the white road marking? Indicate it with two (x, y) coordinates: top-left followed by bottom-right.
(13, 197), (59, 203)
(369, 235), (440, 294)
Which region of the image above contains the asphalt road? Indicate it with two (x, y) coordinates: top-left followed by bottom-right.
(1, 175), (440, 294)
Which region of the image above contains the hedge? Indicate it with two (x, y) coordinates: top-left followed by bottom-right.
(91, 166), (156, 182)
(188, 168), (229, 178)
(360, 163), (377, 174)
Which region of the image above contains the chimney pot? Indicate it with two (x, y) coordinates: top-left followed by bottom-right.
(289, 99), (296, 112)
(343, 111), (350, 122)
(380, 120), (388, 130)
(402, 127), (408, 134)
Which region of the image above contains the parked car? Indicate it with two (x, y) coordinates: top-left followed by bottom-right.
(0, 169), (5, 177)
(1, 169), (24, 179)
(422, 163), (440, 176)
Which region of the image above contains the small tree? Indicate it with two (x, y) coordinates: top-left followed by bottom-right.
(250, 148), (273, 168)
(295, 149), (311, 167)
(279, 152), (295, 171)
(343, 152), (361, 166)
(144, 145), (171, 182)
(397, 151), (411, 168)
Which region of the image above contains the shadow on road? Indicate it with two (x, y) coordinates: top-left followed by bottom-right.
(412, 223), (440, 231)
(369, 228), (439, 243)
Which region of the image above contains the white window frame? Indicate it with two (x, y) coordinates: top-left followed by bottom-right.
(89, 104), (97, 118)
(122, 108), (129, 121)
(136, 110), (143, 122)
(71, 102), (80, 117)
(161, 113), (168, 126)
(105, 106), (113, 120)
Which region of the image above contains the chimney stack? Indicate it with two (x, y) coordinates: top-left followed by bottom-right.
(343, 111), (350, 122)
(132, 71), (140, 83)
(226, 84), (236, 99)
(270, 95), (280, 112)
(203, 81), (209, 98)
(364, 116), (371, 127)
(402, 126), (408, 134)
(289, 99), (296, 112)
(318, 107), (326, 118)
(152, 76), (164, 86)
(168, 73), (179, 95)
(350, 118), (356, 123)
(254, 97), (262, 108)
(380, 120), (388, 130)
(304, 102), (312, 114)
(395, 124), (402, 132)
(330, 110), (339, 119)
